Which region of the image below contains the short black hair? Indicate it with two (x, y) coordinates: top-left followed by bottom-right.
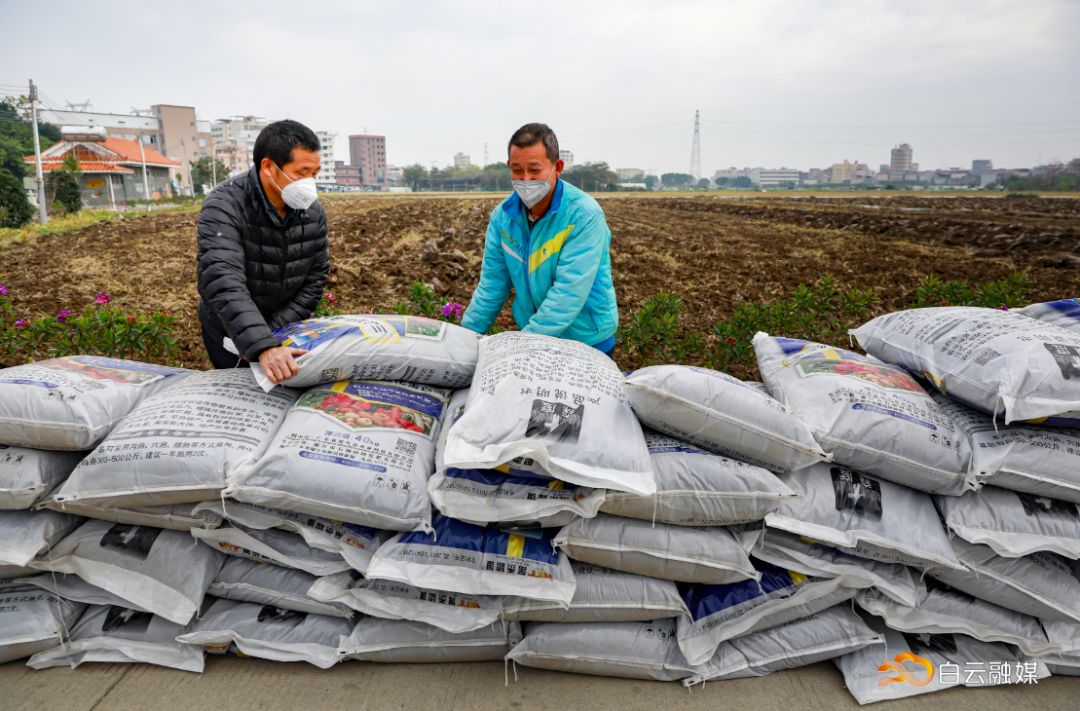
(508, 123), (559, 163)
(253, 120), (320, 169)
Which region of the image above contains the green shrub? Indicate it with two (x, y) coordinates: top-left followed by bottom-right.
(0, 169), (33, 228)
(46, 170), (81, 215)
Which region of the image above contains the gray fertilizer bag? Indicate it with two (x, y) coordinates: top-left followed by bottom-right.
(684, 605), (885, 686)
(1041, 621), (1080, 674)
(366, 514), (576, 605)
(0, 583), (85, 664)
(228, 380), (450, 532)
(27, 604), (204, 672)
(851, 306), (1080, 426)
(753, 333), (973, 495)
(0, 356), (189, 451)
(1020, 299), (1080, 333)
(936, 486), (1080, 559)
(51, 369), (297, 509)
(501, 561), (687, 623)
(624, 365), (828, 472)
(0, 564), (36, 579)
(31, 519), (224, 625)
(505, 618), (695, 681)
(0, 446), (83, 510)
(191, 524), (351, 577)
(443, 332), (655, 495)
(600, 431), (795, 526)
(192, 500), (385, 575)
(765, 463), (962, 571)
(342, 618), (520, 663)
(40, 500), (213, 532)
(928, 538), (1080, 623)
(743, 526), (923, 607)
(430, 389), (604, 528)
(308, 570), (501, 633)
(234, 314), (481, 392)
(835, 612), (1049, 704)
(16, 572), (147, 610)
(855, 580), (1057, 657)
(0, 510), (81, 566)
(676, 559), (857, 666)
(177, 597), (354, 669)
(209, 558), (352, 619)
(939, 393), (1080, 504)
(553, 513), (757, 585)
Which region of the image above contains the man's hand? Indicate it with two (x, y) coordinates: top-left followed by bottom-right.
(258, 347), (307, 385)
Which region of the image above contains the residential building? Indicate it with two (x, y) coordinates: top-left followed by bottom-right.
(316, 131), (336, 185)
(454, 152), (471, 169)
(559, 150), (574, 168)
(616, 168), (645, 180)
(830, 160), (870, 184)
(889, 143), (914, 179)
(212, 116), (270, 176)
(386, 165), (405, 185)
(24, 126), (180, 207)
(749, 167), (800, 187)
(972, 159), (994, 173)
(334, 161), (361, 186)
(349, 134), (387, 186)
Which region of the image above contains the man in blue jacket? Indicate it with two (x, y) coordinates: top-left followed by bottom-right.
(461, 123), (618, 355)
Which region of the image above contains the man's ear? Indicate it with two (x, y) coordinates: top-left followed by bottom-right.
(554, 159), (565, 178)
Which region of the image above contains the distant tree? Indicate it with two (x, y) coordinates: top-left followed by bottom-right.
(190, 156), (228, 194)
(643, 175), (658, 190)
(713, 177), (731, 187)
(0, 99), (57, 180)
(480, 163), (511, 191)
(62, 153), (82, 180)
(732, 175), (753, 188)
(402, 164), (429, 191)
(0, 169), (34, 227)
(660, 172), (694, 188)
(46, 169), (81, 215)
(562, 162), (619, 192)
(696, 178), (711, 190)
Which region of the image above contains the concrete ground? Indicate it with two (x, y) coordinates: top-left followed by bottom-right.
(1, 658), (1076, 711)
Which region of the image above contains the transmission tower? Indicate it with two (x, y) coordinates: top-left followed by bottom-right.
(689, 109), (701, 180)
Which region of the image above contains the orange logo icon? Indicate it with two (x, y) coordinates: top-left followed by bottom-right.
(877, 652), (935, 687)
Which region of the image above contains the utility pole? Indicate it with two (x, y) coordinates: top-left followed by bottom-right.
(690, 109), (702, 182)
(28, 79), (47, 224)
(138, 136), (151, 210)
(180, 137), (192, 196)
(210, 142), (218, 187)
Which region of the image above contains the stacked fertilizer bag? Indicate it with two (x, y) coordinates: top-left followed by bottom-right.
(3, 306), (1080, 701)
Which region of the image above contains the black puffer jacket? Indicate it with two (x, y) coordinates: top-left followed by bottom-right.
(196, 165), (329, 361)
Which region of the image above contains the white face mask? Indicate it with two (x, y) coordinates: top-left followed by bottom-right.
(512, 164), (557, 210)
(271, 164), (319, 210)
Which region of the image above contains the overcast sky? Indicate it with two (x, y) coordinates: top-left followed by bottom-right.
(2, 0), (1077, 173)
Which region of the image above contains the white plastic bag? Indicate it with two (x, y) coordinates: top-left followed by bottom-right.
(1020, 299), (1080, 333)
(443, 332), (655, 495)
(27, 604), (204, 672)
(852, 306), (1080, 425)
(855, 581), (1058, 657)
(599, 431), (795, 526)
(210, 557), (353, 619)
(624, 365), (828, 472)
(554, 514), (757, 585)
(0, 583), (85, 664)
(39, 500), (215, 532)
(684, 605), (885, 685)
(16, 572), (146, 610)
(177, 597), (354, 669)
(676, 559), (856, 666)
(240, 314), (481, 392)
(506, 618), (695, 681)
(367, 514), (577, 605)
(429, 389), (604, 527)
(0, 510), (81, 567)
(341, 618), (519, 663)
(0, 446), (83, 510)
(0, 356), (188, 450)
(754, 333), (973, 494)
(765, 463), (963, 571)
(308, 571), (501, 633)
(51, 369), (297, 508)
(229, 380), (449, 531)
(936, 486), (1080, 559)
(31, 519), (224, 625)
(502, 561), (687, 623)
(191, 524), (352, 577)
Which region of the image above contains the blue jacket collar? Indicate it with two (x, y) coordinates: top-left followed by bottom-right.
(502, 178), (565, 219)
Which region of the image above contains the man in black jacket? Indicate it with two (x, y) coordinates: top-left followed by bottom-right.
(196, 120), (330, 383)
